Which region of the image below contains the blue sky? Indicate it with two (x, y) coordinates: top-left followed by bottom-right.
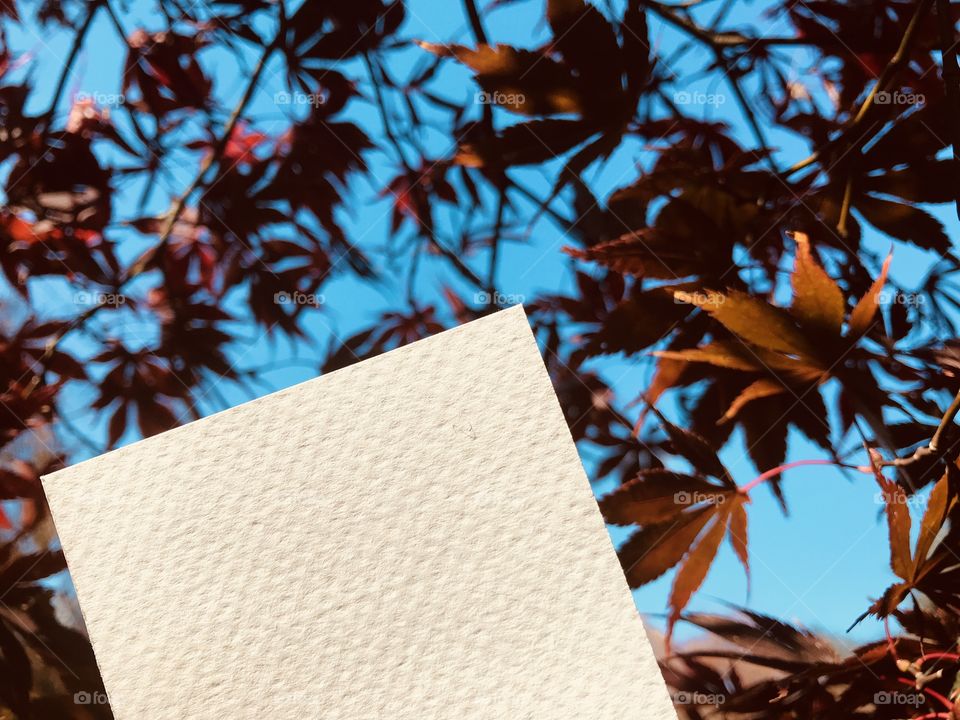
(4, 0), (955, 647)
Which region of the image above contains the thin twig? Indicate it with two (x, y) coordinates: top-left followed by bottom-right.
(102, 0), (153, 150)
(461, 0), (489, 44)
(487, 184), (507, 294)
(460, 0), (494, 128)
(39, 0), (103, 140)
(930, 386), (960, 451)
(127, 33), (282, 278)
(783, 0), (934, 177)
(837, 173), (854, 237)
(852, 0), (933, 128)
(641, 0), (811, 47)
(363, 52), (414, 171)
(421, 206), (490, 292)
(877, 386), (960, 467)
(715, 49), (779, 173)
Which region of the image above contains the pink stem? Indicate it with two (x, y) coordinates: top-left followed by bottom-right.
(899, 678), (954, 711)
(917, 652), (960, 667)
(740, 459), (872, 494)
(885, 616), (900, 662)
(924, 688), (955, 712)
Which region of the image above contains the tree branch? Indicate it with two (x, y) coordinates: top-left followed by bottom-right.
(713, 48), (779, 173)
(461, 0), (489, 45)
(487, 184), (507, 294)
(461, 0), (493, 128)
(127, 32), (282, 278)
(641, 0), (812, 48)
(785, 0), (934, 176)
(363, 52), (414, 171)
(930, 386), (960, 452)
(39, 0), (103, 140)
(877, 386), (960, 468)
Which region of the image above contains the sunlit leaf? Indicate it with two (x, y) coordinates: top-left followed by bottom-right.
(674, 289), (814, 357)
(667, 512), (728, 636)
(790, 231), (845, 336)
(721, 378), (787, 422)
(617, 506), (714, 588)
(847, 251), (892, 338)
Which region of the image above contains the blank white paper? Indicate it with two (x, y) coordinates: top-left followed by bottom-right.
(42, 306), (675, 719)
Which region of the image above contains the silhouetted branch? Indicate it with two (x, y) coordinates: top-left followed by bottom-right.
(128, 32), (283, 278)
(461, 0), (489, 45)
(39, 0), (103, 140)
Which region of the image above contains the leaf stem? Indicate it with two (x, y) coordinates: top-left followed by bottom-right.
(837, 174), (854, 238)
(885, 616), (900, 662)
(740, 458), (872, 494)
(917, 652), (960, 667)
(899, 677), (955, 711)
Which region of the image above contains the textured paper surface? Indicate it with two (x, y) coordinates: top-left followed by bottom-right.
(43, 306), (675, 719)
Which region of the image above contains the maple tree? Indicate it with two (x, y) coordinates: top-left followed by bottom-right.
(1, 0), (960, 716)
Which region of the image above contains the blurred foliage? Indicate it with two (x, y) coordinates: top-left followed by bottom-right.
(3, 0), (960, 716)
